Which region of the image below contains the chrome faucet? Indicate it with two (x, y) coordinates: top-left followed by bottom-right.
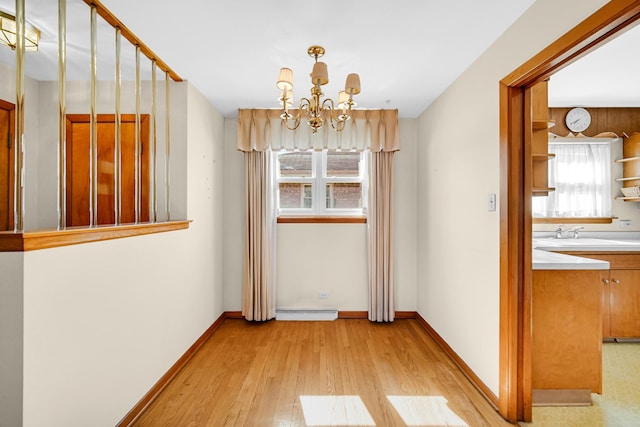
(569, 226), (585, 239)
(555, 225), (566, 239)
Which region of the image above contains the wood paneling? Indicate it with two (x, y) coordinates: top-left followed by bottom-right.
(532, 270), (602, 393)
(549, 107), (640, 137)
(130, 319), (511, 427)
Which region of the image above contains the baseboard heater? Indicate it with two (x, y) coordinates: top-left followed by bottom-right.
(275, 308), (338, 321)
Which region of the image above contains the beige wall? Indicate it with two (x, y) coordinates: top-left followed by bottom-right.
(223, 118), (418, 313)
(2, 82), (226, 426)
(416, 0), (609, 395)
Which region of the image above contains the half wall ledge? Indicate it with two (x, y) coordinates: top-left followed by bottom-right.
(0, 220), (191, 252)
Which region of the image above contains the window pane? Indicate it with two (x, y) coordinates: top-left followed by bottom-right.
(326, 183), (362, 209)
(279, 152), (313, 177)
(326, 152), (361, 177)
(279, 183), (313, 209)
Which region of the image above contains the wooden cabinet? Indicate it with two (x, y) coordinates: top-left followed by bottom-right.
(532, 269), (602, 395)
(527, 80), (555, 196)
(565, 253), (640, 338)
(615, 132), (640, 201)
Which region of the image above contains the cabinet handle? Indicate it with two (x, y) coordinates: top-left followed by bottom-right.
(612, 278), (620, 284)
(603, 279), (610, 284)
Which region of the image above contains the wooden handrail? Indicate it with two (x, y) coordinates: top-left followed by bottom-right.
(82, 0), (182, 82)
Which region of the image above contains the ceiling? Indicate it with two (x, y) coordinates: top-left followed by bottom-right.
(1, 0), (638, 118)
(1, 0), (535, 118)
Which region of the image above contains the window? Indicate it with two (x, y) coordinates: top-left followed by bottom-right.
(532, 141), (611, 219)
(276, 151), (366, 215)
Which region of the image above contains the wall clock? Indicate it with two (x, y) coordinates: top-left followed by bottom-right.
(565, 107), (591, 132)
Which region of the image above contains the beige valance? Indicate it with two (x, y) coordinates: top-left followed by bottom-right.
(237, 109), (400, 152)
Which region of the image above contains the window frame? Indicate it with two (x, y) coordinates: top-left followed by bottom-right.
(275, 150), (367, 217)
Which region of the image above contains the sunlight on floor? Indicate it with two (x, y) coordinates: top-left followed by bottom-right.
(387, 396), (469, 427)
(299, 395), (376, 426)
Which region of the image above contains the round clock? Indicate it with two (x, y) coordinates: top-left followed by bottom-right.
(565, 107), (591, 132)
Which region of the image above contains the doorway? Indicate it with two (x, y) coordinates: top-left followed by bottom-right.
(0, 99), (15, 231)
(499, 1), (640, 423)
(65, 114), (150, 227)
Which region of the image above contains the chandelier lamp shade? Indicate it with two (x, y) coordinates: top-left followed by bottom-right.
(0, 10), (40, 51)
(277, 45), (360, 133)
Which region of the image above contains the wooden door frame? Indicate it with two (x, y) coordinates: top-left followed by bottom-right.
(0, 99), (15, 231)
(499, 0), (640, 422)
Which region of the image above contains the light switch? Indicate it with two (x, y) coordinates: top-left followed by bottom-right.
(488, 193), (496, 212)
(619, 219), (632, 228)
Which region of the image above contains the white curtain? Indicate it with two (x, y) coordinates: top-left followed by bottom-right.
(533, 142), (611, 218)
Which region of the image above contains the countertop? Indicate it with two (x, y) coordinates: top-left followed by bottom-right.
(530, 237), (640, 270)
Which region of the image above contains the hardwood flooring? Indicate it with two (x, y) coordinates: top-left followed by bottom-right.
(133, 319), (513, 426)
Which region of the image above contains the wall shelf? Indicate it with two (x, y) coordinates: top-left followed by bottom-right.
(615, 156), (640, 163)
(532, 119), (556, 130)
(615, 176), (640, 182)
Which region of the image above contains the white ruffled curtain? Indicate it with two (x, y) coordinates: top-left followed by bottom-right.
(237, 109), (399, 322)
(533, 142), (611, 218)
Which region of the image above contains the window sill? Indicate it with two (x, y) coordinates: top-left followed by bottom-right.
(277, 215), (367, 224)
(533, 217), (613, 224)
(0, 220), (191, 252)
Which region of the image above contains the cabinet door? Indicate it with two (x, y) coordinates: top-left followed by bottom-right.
(609, 269), (640, 338)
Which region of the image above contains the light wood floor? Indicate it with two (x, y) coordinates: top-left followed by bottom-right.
(133, 319), (513, 426)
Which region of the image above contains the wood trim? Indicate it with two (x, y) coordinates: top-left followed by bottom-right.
(501, 0), (640, 87)
(394, 311), (417, 319)
(224, 311), (244, 319)
(277, 215), (367, 224)
(533, 217), (613, 224)
(415, 313), (499, 409)
(499, 0), (640, 422)
(0, 220), (190, 252)
(337, 311), (368, 319)
(117, 312), (228, 427)
(82, 0), (182, 81)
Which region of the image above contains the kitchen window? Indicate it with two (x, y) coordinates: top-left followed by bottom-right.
(276, 150), (366, 216)
(532, 141), (612, 220)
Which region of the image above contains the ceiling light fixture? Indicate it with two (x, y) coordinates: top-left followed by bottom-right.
(277, 45), (360, 133)
(0, 10), (40, 51)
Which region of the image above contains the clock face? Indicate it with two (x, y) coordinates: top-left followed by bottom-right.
(565, 107), (591, 132)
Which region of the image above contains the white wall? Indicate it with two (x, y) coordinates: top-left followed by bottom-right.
(416, 0), (609, 395)
(2, 82), (226, 426)
(223, 117), (418, 312)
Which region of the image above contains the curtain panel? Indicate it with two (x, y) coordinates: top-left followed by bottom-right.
(237, 109), (400, 153)
(242, 151), (277, 321)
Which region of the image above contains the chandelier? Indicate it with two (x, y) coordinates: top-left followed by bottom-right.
(276, 45), (360, 133)
(0, 10), (40, 51)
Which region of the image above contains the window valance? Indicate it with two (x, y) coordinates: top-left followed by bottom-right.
(237, 109), (400, 152)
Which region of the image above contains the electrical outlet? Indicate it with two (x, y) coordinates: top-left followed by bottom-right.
(619, 219), (632, 229)
(488, 193), (496, 212)
(318, 291), (329, 299)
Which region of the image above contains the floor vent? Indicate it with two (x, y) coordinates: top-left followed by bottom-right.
(276, 308), (338, 321)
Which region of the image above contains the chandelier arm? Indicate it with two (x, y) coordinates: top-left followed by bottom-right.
(321, 98), (348, 131)
(281, 97), (314, 131)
